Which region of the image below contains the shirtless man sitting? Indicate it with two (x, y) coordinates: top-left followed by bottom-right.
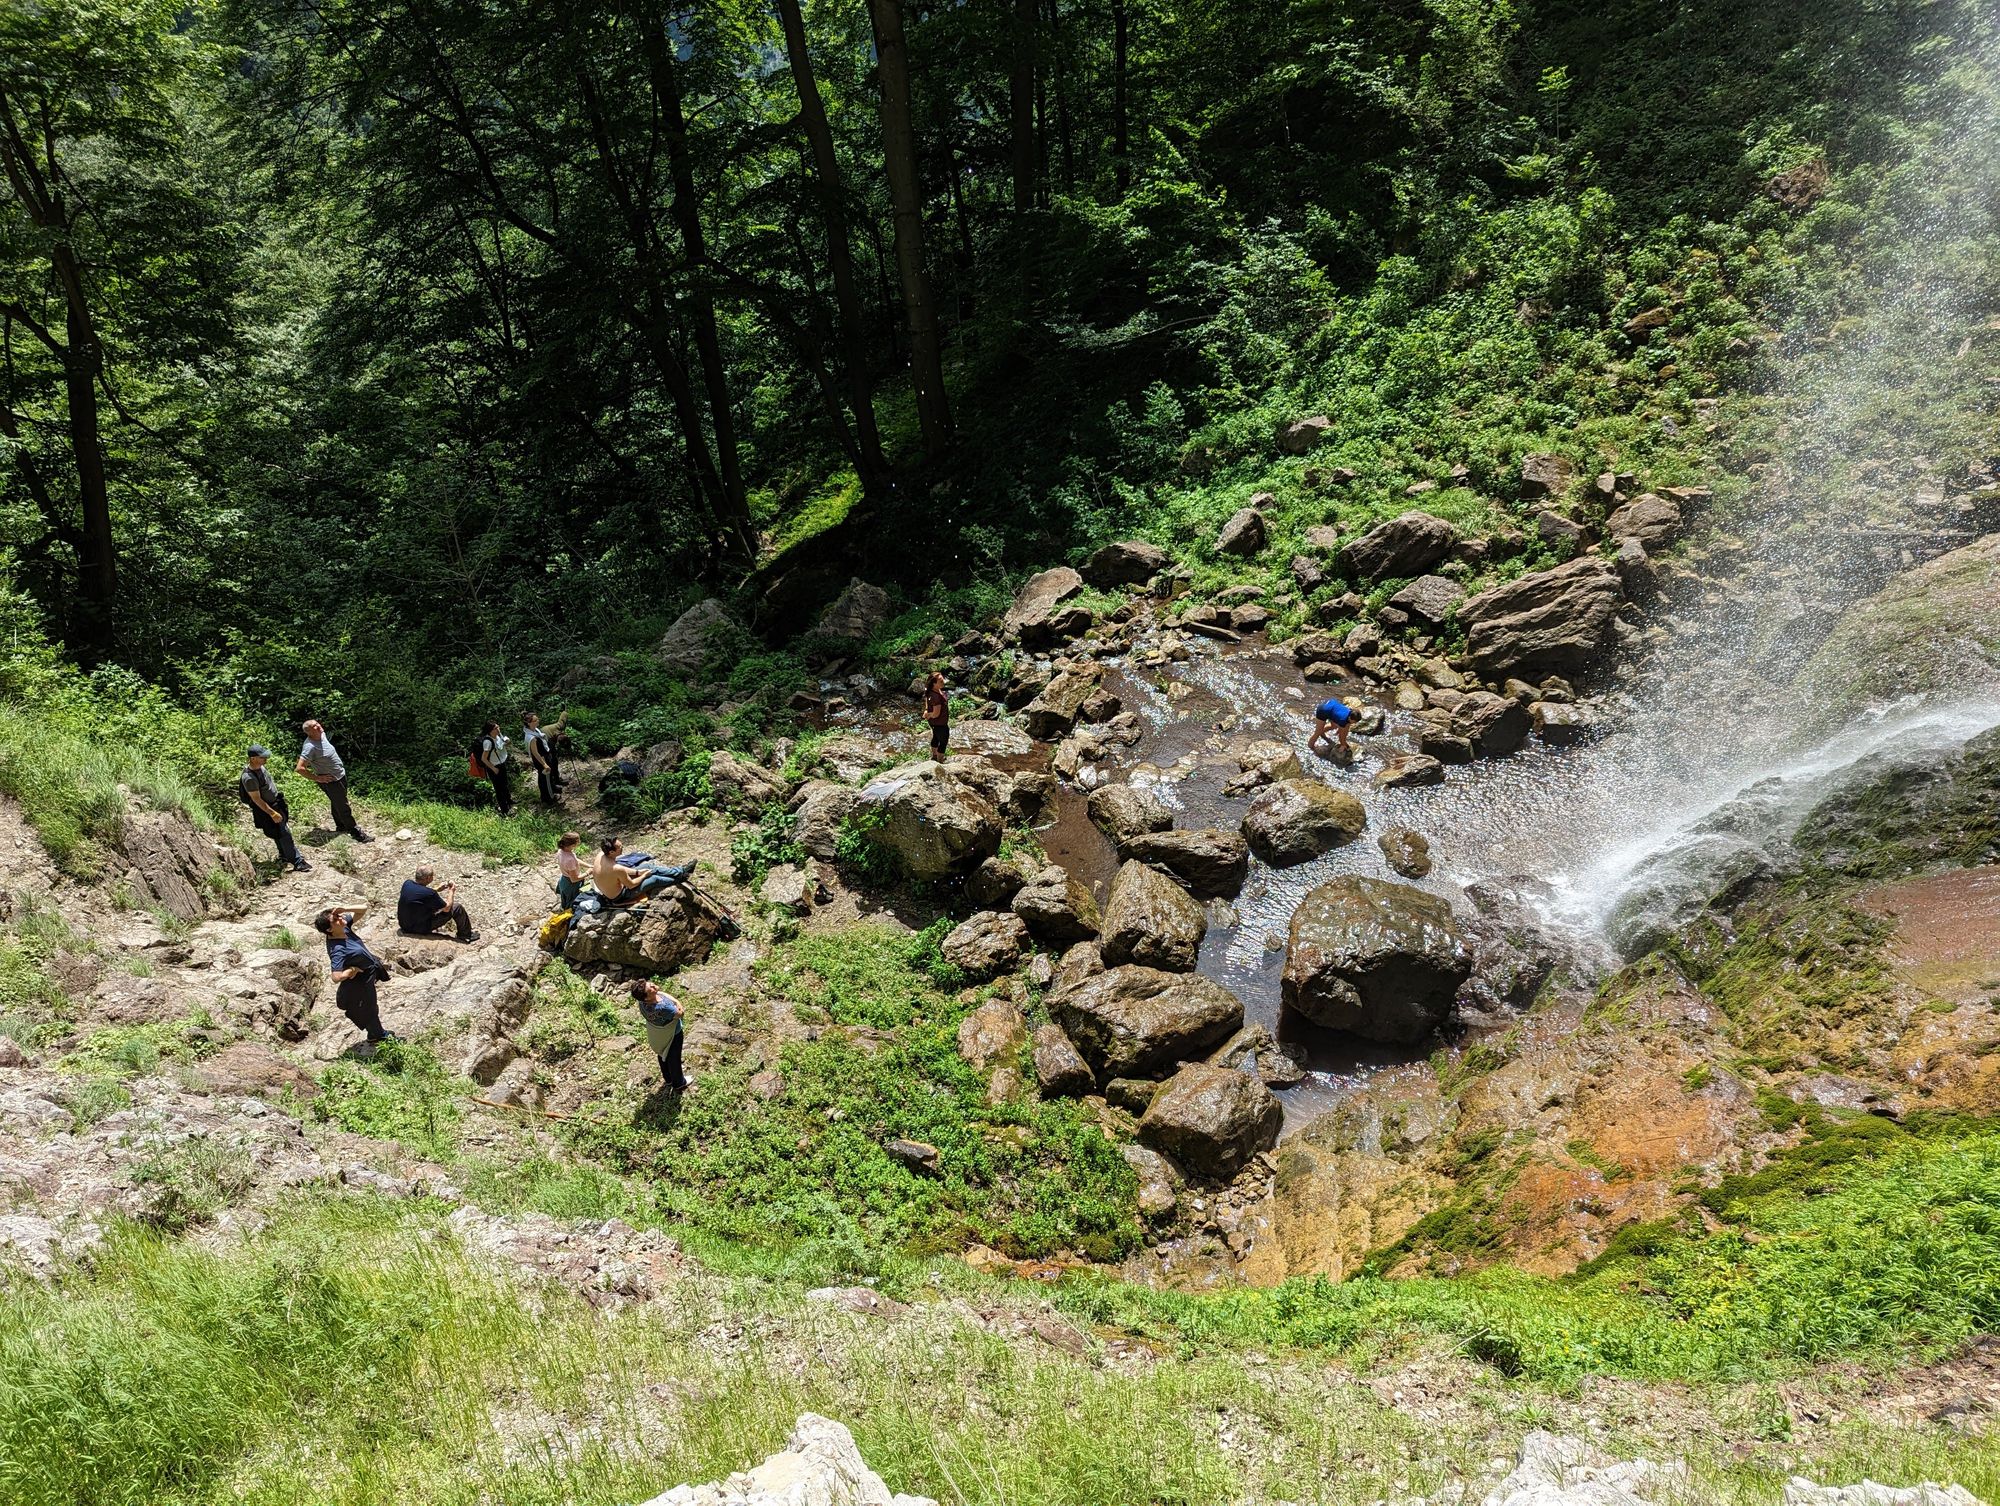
(590, 837), (687, 904)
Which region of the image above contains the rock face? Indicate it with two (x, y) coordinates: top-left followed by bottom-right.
(855, 764), (1002, 880)
(941, 912), (1030, 981)
(1795, 726), (2000, 881)
(1242, 779), (1367, 866)
(708, 752), (789, 813)
(115, 810), (252, 923)
(1084, 539), (1168, 586)
(565, 888), (731, 976)
(1097, 860), (1207, 971)
(1048, 966), (1243, 1078)
(791, 780), (860, 859)
(1086, 784), (1173, 850)
(656, 598), (740, 673)
(1282, 876), (1470, 1042)
(1123, 829), (1250, 898)
(1001, 566), (1085, 647)
(1138, 1062), (1282, 1179)
(1337, 511), (1460, 584)
(1031, 1022), (1094, 1097)
(632, 1412), (937, 1506)
(1214, 506), (1267, 557)
(1458, 557), (1624, 679)
(1011, 865), (1101, 944)
(1602, 492), (1683, 551)
(814, 578), (892, 641)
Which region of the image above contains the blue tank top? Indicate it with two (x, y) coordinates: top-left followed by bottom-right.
(1316, 699), (1354, 724)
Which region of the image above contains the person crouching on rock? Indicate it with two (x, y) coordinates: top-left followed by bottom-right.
(1309, 697), (1358, 761)
(396, 865), (475, 942)
(240, 745), (309, 874)
(923, 670), (950, 761)
(630, 979), (693, 1094)
(315, 905), (397, 1045)
(591, 837), (688, 905)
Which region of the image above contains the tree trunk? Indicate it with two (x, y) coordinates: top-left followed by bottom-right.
(1112, 0), (1130, 195)
(1010, 0), (1037, 216)
(775, 0), (889, 490)
(867, 0), (952, 461)
(1049, 0), (1074, 192)
(643, 20), (756, 557)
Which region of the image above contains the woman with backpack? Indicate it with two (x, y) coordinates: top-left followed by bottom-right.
(476, 720), (515, 816)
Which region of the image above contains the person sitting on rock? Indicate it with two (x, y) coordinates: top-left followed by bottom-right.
(314, 904), (396, 1045)
(590, 837), (688, 905)
(1309, 697), (1359, 760)
(555, 831), (585, 908)
(239, 745), (309, 874)
(396, 864), (475, 942)
(629, 979), (692, 1094)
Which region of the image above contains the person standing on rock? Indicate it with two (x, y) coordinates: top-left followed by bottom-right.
(296, 720), (374, 843)
(1309, 697), (1359, 761)
(396, 865), (475, 942)
(524, 710), (567, 806)
(239, 745), (309, 874)
(314, 905), (396, 1045)
(479, 720), (515, 817)
(629, 979), (693, 1094)
(923, 671), (950, 761)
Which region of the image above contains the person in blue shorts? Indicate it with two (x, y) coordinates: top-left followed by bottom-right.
(1310, 697), (1358, 759)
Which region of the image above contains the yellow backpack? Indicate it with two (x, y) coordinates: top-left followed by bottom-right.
(538, 910), (574, 951)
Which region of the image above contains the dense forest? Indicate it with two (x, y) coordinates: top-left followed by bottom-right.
(2, 0), (1993, 795)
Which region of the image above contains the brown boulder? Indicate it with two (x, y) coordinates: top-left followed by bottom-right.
(1139, 1063), (1283, 1179)
(1457, 557), (1623, 679)
(1011, 865), (1101, 945)
(1032, 1023), (1094, 1098)
(1048, 966), (1243, 1078)
(1098, 860), (1207, 972)
(1242, 779), (1367, 866)
(1337, 512), (1460, 585)
(1282, 876), (1470, 1043)
(1123, 829), (1250, 899)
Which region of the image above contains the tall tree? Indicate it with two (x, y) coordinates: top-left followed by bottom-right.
(866, 0), (951, 461)
(1010, 0), (1038, 215)
(1111, 0), (1130, 194)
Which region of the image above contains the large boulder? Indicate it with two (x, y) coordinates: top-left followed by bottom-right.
(1241, 779), (1367, 866)
(1002, 566), (1085, 647)
(1123, 829), (1250, 898)
(1602, 493), (1683, 552)
(1097, 860), (1206, 971)
(791, 780), (860, 860)
(1337, 512), (1460, 584)
(656, 597), (741, 674)
(1032, 1023), (1094, 1097)
(1452, 691), (1532, 758)
(956, 997), (1028, 1070)
(706, 751), (790, 813)
(1518, 452), (1574, 501)
(384, 949), (536, 1083)
(1084, 539), (1168, 586)
(1386, 574), (1466, 629)
(1011, 865), (1100, 944)
(1278, 415), (1332, 454)
(1282, 876), (1471, 1042)
(564, 888), (730, 977)
(1138, 1063), (1283, 1180)
(1458, 557), (1624, 679)
(1215, 507), (1267, 557)
(1048, 966), (1243, 1078)
(116, 810), (251, 923)
(854, 763), (1002, 879)
(814, 578), (893, 641)
(1022, 672), (1099, 741)
(1087, 784), (1173, 850)
(941, 912), (1030, 981)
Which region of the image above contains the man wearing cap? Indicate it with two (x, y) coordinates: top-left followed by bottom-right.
(297, 719), (373, 843)
(239, 746), (309, 874)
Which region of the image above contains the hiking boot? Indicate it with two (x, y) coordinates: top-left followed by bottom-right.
(348, 830), (375, 844)
(292, 860), (313, 873)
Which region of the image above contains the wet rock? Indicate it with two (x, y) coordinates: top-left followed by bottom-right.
(1794, 725), (2000, 881)
(1337, 511), (1460, 585)
(1278, 414), (1332, 454)
(1458, 557), (1624, 679)
(1242, 779), (1367, 866)
(1282, 876), (1471, 1042)
(1107, 1076), (1162, 1114)
(1519, 452), (1575, 501)
(1139, 1062), (1282, 1180)
(1011, 866), (1101, 945)
(1415, 719), (1475, 765)
(655, 597), (740, 674)
(1084, 539), (1169, 586)
(759, 865), (813, 916)
(1122, 1143), (1180, 1219)
(1098, 860), (1207, 972)
(1086, 784), (1173, 851)
(706, 751), (790, 814)
(1206, 1021), (1307, 1088)
(1458, 878), (1570, 1018)
(1002, 567), (1085, 648)
(1123, 829), (1250, 899)
(1532, 701), (1599, 745)
(1378, 827), (1432, 879)
(1215, 507), (1267, 557)
(967, 854), (1034, 908)
(956, 998), (1028, 1069)
(1614, 536), (1659, 599)
(791, 780), (860, 860)
(1048, 966), (1244, 1078)
(1603, 492), (1683, 552)
(999, 769), (1057, 826)
(855, 763), (1002, 880)
(1022, 671), (1099, 740)
(566, 888), (731, 976)
(1374, 753), (1446, 789)
(1032, 1023), (1094, 1097)
(814, 578), (892, 641)
(1226, 737), (1303, 791)
(942, 912), (1030, 982)
(1453, 691), (1532, 758)
(1052, 940), (1105, 993)
(1386, 575), (1465, 629)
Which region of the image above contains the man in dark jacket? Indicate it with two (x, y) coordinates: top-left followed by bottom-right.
(315, 905), (395, 1044)
(240, 746), (309, 874)
(396, 865), (475, 941)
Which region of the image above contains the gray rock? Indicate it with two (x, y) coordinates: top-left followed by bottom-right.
(1122, 1142), (1180, 1219)
(942, 912), (1030, 982)
(956, 997), (1028, 1068)
(1278, 415), (1332, 454)
(1206, 1021), (1307, 1088)
(1011, 865), (1101, 945)
(706, 751), (790, 814)
(1282, 875), (1471, 1042)
(1519, 452), (1575, 501)
(758, 865), (813, 915)
(966, 854), (1034, 908)
(1241, 779), (1367, 866)
(1022, 672), (1099, 741)
(1087, 784), (1174, 851)
(1386, 575), (1466, 629)
(1602, 492), (1683, 551)
(1377, 827), (1432, 878)
(791, 780), (860, 859)
(855, 763), (1002, 880)
(814, 578), (893, 641)
(1002, 567), (1085, 648)
(1098, 860), (1207, 971)
(1337, 511), (1461, 584)
(116, 810), (249, 924)
(628, 1412), (941, 1506)
(564, 889), (730, 977)
(1084, 539), (1169, 586)
(1452, 691), (1532, 758)
(1458, 557), (1624, 679)
(1122, 829), (1250, 899)
(1531, 701), (1600, 745)
(1032, 1023), (1094, 1097)
(1139, 1063), (1282, 1179)
(1373, 754), (1446, 789)
(1048, 966), (1243, 1078)
(1052, 941), (1105, 993)
(655, 598), (741, 674)
(1215, 507), (1268, 557)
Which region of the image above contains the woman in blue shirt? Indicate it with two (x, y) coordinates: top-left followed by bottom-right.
(314, 905), (396, 1044)
(1310, 697), (1358, 759)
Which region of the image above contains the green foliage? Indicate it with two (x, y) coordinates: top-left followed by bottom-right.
(130, 1137), (256, 1234)
(519, 961), (623, 1063)
(61, 1017), (216, 1078)
(730, 802), (808, 885)
(312, 1041), (461, 1160)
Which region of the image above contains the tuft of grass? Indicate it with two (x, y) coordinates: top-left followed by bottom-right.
(312, 1040), (462, 1160)
(369, 798), (568, 864)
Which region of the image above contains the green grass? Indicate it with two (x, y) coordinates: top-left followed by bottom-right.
(311, 1041), (463, 1160)
(366, 798), (570, 864)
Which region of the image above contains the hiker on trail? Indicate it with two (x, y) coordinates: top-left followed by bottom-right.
(629, 979), (693, 1095)
(315, 905), (396, 1045)
(923, 671), (950, 761)
(396, 864), (475, 942)
(524, 710), (567, 807)
(296, 720), (373, 843)
(591, 837), (689, 905)
(478, 721), (515, 817)
(555, 831), (585, 908)
(240, 745), (309, 874)
(1309, 697), (1359, 760)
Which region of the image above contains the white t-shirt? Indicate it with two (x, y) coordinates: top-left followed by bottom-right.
(482, 733), (511, 766)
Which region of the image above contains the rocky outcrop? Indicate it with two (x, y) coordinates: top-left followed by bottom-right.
(791, 780), (860, 860)
(854, 763), (1002, 880)
(1458, 557), (1623, 679)
(1097, 860), (1206, 971)
(115, 809), (253, 923)
(1518, 452), (1574, 501)
(189, 1041), (317, 1101)
(1138, 1062), (1281, 1179)
(565, 888), (730, 976)
(1278, 414), (1332, 453)
(1123, 829), (1250, 898)
(1242, 779), (1366, 866)
(656, 598), (740, 674)
(1083, 539), (1168, 586)
(941, 912), (1030, 981)
(1001, 567), (1086, 647)
(707, 752), (790, 814)
(1794, 726), (2000, 881)
(813, 578), (893, 642)
(1048, 966), (1243, 1078)
(1086, 784), (1173, 850)
(632, 1413), (936, 1506)
(1011, 865), (1100, 945)
(1337, 511), (1460, 584)
(1282, 876), (1470, 1042)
